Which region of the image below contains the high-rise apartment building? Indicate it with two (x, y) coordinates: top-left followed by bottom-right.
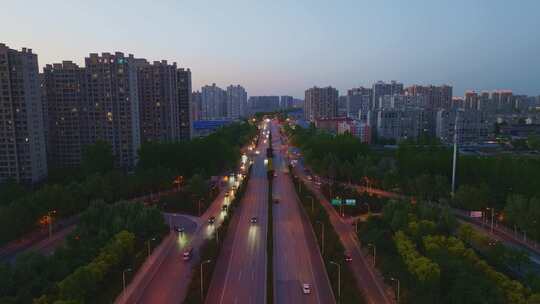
(137, 60), (179, 142)
(0, 44), (47, 183)
(248, 96), (280, 114)
(372, 81), (403, 109)
(42, 61), (85, 168)
(347, 87), (373, 118)
(192, 91), (202, 121)
(226, 85), (247, 120)
(280, 95), (294, 109)
(177, 68), (192, 140)
(84, 52), (141, 169)
(201, 83), (226, 120)
(374, 107), (428, 142)
(405, 84), (453, 110)
(436, 109), (491, 144)
(44, 54), (192, 170)
(304, 86), (339, 122)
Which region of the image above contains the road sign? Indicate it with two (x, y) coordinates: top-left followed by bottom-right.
(331, 198), (342, 206)
(345, 199), (356, 206)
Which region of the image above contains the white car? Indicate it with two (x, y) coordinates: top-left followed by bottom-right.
(302, 283), (312, 295)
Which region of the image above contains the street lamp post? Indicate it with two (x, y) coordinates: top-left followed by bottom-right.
(122, 268), (132, 298)
(47, 210), (57, 239)
(390, 277), (400, 303)
(486, 207), (494, 234)
(317, 220), (325, 256)
(330, 261), (341, 304)
(308, 195), (314, 213)
(200, 259), (211, 302)
(368, 243), (376, 266)
(363, 202), (371, 215)
(147, 237), (156, 257)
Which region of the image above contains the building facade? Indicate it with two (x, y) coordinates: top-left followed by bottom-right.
(405, 84), (453, 110)
(280, 95), (294, 109)
(304, 86), (339, 122)
(347, 87), (372, 118)
(201, 83), (226, 120)
(42, 61), (86, 168)
(177, 68), (192, 140)
(249, 96), (280, 114)
(372, 81), (403, 109)
(0, 44), (47, 183)
(83, 52), (141, 169)
(137, 60), (179, 142)
(226, 85), (248, 120)
(436, 109), (491, 144)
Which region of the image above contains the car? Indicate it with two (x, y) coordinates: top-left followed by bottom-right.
(174, 226), (185, 233)
(344, 252), (352, 262)
(307, 175), (313, 181)
(222, 204), (228, 211)
(302, 283), (312, 295)
(250, 216), (258, 224)
(255, 150), (260, 155)
(183, 248), (193, 261)
(273, 172), (278, 177)
(208, 216), (216, 224)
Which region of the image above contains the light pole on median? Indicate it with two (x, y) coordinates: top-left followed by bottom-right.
(47, 210), (57, 239)
(317, 220), (325, 256)
(147, 237), (156, 257)
(363, 202), (371, 215)
(485, 207), (495, 234)
(308, 195), (314, 213)
(200, 259), (211, 302)
(368, 243), (376, 266)
(330, 261), (341, 304)
(390, 277), (400, 304)
(122, 268), (132, 298)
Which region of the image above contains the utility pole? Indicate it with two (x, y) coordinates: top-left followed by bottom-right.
(122, 268), (132, 298)
(391, 277), (400, 304)
(147, 237), (156, 257)
(317, 221), (325, 256)
(368, 243), (376, 266)
(200, 260), (211, 302)
(451, 110), (461, 196)
(491, 208), (494, 234)
(330, 261), (341, 304)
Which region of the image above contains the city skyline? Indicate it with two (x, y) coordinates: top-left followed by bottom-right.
(2, 0), (540, 98)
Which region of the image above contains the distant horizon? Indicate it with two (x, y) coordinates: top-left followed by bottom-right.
(3, 0), (539, 98)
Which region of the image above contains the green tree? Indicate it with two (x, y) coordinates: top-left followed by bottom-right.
(453, 184), (490, 210)
(81, 140), (114, 175)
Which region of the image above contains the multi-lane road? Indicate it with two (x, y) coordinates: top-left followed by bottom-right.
(287, 136), (394, 304)
(205, 129), (269, 304)
(134, 174), (243, 303)
(271, 121), (336, 304)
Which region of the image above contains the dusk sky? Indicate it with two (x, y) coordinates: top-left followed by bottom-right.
(3, 0), (539, 98)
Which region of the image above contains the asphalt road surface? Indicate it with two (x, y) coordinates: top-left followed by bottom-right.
(136, 183), (236, 303)
(205, 128), (269, 304)
(286, 134), (394, 304)
(272, 121), (336, 304)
